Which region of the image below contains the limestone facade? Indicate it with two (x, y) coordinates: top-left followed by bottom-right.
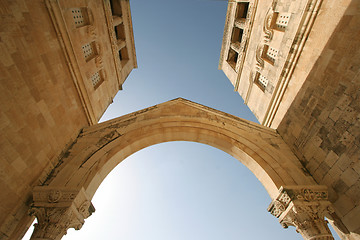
(220, 0), (360, 239)
(0, 0), (136, 239)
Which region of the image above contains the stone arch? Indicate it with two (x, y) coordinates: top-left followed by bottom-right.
(29, 98), (335, 240)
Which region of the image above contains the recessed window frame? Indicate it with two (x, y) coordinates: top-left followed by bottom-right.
(109, 0), (123, 17)
(119, 46), (129, 67)
(90, 70), (104, 89)
(254, 72), (269, 91)
(114, 23), (126, 41)
(70, 7), (90, 28)
(235, 2), (250, 21)
(227, 48), (239, 71)
(261, 45), (279, 65)
(273, 12), (291, 31)
(231, 27), (244, 45)
(81, 41), (98, 62)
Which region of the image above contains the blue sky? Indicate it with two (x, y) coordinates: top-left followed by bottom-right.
(23, 0), (339, 239)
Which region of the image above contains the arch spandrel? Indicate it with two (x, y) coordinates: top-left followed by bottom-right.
(46, 98), (315, 200)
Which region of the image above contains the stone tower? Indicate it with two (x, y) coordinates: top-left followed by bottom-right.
(0, 0), (136, 238)
(219, 0), (360, 239)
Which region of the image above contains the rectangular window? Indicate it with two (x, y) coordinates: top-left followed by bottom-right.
(227, 48), (238, 70)
(275, 13), (291, 31)
(90, 71), (103, 88)
(71, 8), (90, 28)
(115, 24), (126, 41)
(262, 45), (278, 64)
(235, 2), (249, 21)
(258, 74), (269, 89)
(110, 0), (122, 16)
(82, 42), (97, 62)
(255, 72), (269, 91)
(266, 47), (278, 62)
(231, 27), (244, 45)
(119, 47), (129, 67)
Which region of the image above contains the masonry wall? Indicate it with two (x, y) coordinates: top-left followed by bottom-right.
(0, 0), (89, 238)
(277, 1), (360, 238)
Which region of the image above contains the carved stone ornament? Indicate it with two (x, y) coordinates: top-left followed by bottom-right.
(255, 44), (264, 69)
(87, 25), (97, 40)
(268, 186), (335, 240)
(29, 187), (95, 240)
(86, 8), (94, 25)
(95, 56), (103, 68)
(263, 8), (274, 42)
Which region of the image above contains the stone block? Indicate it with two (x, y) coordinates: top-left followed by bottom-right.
(332, 179), (349, 195)
(334, 195), (355, 217)
(341, 167), (360, 187)
(313, 162), (331, 181)
(336, 95), (352, 110)
(352, 161), (360, 175)
(340, 131), (355, 146)
(333, 143), (347, 156)
(345, 180), (360, 204)
(342, 205), (360, 232)
(335, 153), (353, 171)
(325, 150), (339, 167)
(329, 107), (342, 122)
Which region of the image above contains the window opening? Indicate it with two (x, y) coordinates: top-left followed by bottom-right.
(110, 0), (122, 16)
(71, 8), (90, 28)
(262, 45), (278, 64)
(119, 47), (129, 66)
(227, 48), (238, 70)
(91, 71), (103, 88)
(115, 24), (126, 40)
(235, 2), (249, 20)
(275, 13), (291, 31)
(231, 27), (244, 45)
(254, 72), (269, 91)
(82, 42), (97, 62)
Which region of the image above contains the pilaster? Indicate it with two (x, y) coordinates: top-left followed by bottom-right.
(268, 186), (334, 240)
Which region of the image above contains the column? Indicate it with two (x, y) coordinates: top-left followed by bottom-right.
(268, 186), (334, 240)
(28, 187), (95, 240)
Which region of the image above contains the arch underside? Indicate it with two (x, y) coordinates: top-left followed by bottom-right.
(47, 99), (315, 200)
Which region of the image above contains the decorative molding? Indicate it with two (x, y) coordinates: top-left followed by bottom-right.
(102, 0), (123, 90)
(28, 187), (95, 239)
(123, 0), (137, 69)
(234, 0), (259, 91)
(87, 7), (95, 25)
(87, 25), (97, 40)
(95, 56), (104, 68)
(255, 44), (265, 69)
(263, 8), (274, 43)
(45, 0), (98, 125)
(268, 186), (334, 240)
(262, 0), (324, 127)
(218, 2), (235, 70)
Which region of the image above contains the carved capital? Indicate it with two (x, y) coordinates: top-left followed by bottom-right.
(268, 186), (334, 240)
(29, 187), (95, 240)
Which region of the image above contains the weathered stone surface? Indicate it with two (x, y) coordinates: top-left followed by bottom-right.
(220, 0), (360, 238)
(0, 0), (136, 238)
(268, 186), (334, 240)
